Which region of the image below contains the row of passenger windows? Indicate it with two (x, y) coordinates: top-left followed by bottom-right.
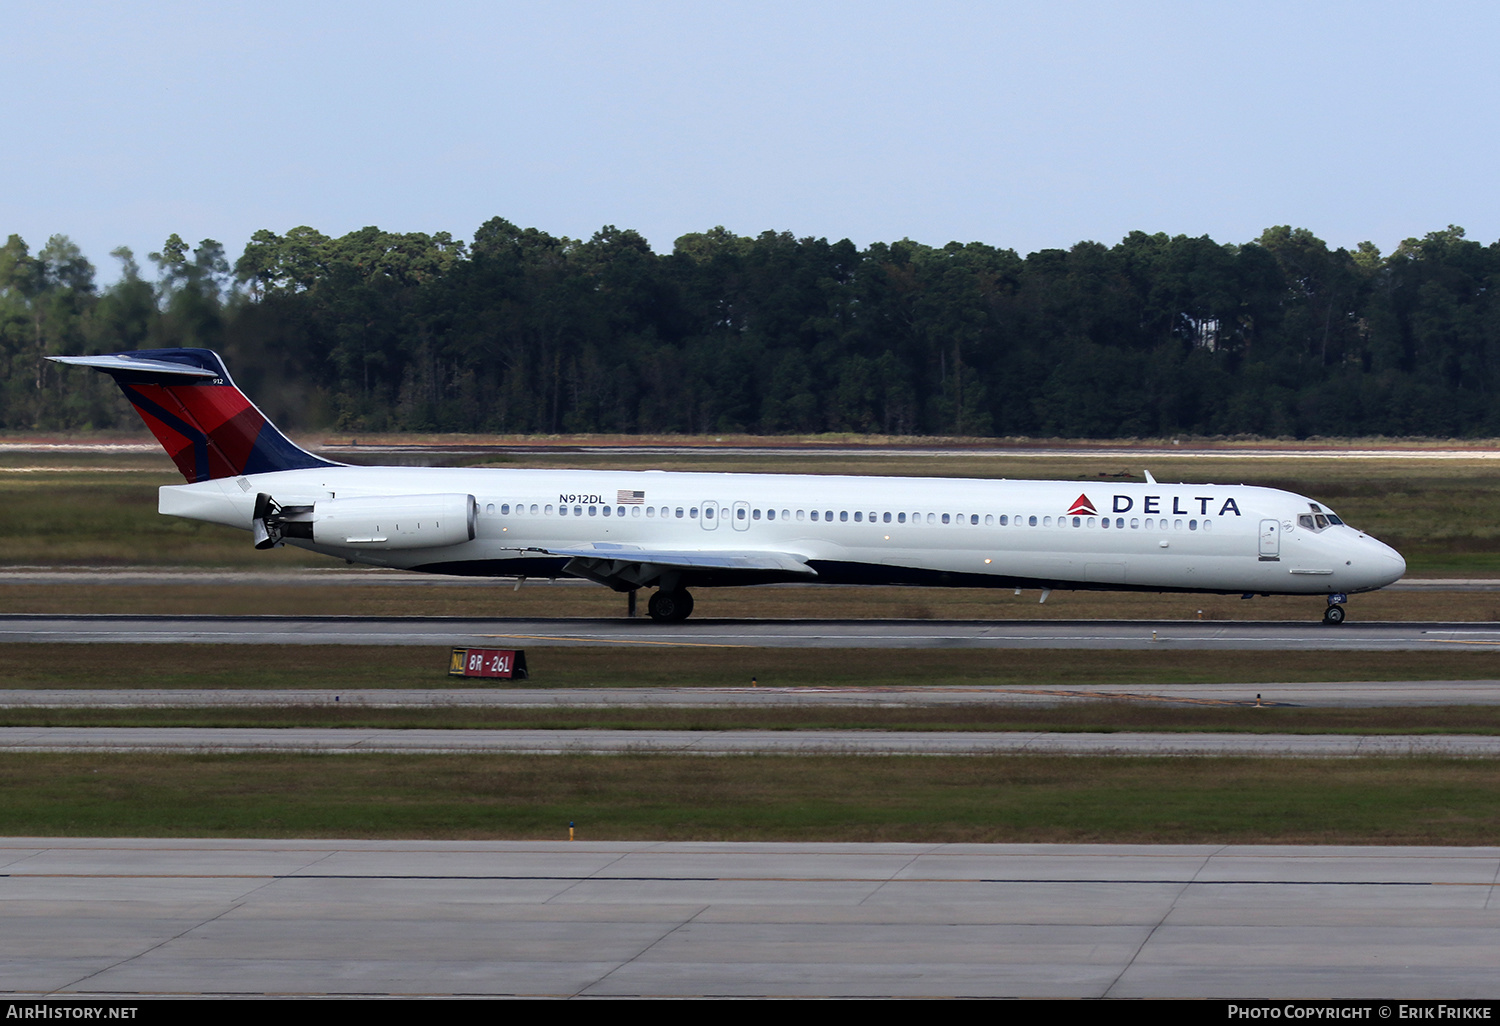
(482, 502), (1213, 532)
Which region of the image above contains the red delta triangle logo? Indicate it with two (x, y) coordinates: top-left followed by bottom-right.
(1066, 494), (1097, 516)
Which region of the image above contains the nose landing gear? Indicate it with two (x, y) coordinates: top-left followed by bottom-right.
(1322, 593), (1348, 626)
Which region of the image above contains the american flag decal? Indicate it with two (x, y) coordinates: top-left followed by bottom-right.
(617, 490), (646, 504)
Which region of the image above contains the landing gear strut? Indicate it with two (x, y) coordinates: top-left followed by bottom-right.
(1322, 592), (1348, 626)
(647, 588), (695, 623)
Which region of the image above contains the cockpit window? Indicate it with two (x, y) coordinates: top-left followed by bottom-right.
(1298, 510), (1345, 532)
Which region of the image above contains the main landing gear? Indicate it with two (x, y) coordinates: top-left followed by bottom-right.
(1322, 592), (1348, 626)
(648, 588), (695, 623)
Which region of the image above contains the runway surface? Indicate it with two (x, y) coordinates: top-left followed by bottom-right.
(0, 725), (1494, 757)
(3, 838), (1497, 998)
(5, 613), (1500, 650)
(2, 681), (1498, 707)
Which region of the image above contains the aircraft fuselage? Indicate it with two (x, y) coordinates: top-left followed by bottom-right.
(161, 465), (1406, 599)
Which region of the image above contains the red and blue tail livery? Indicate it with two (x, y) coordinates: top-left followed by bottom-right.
(51, 349), (337, 483)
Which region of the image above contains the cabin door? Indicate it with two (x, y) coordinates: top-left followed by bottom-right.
(1258, 519), (1280, 560)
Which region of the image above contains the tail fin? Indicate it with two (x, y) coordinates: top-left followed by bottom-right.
(50, 348), (339, 483)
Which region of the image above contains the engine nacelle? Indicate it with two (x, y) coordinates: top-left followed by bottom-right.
(308, 494), (477, 550)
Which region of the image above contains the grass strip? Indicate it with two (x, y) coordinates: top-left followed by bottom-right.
(2, 644), (1499, 690)
(8, 454), (1500, 574)
(9, 704), (1500, 733)
(5, 752), (1500, 845)
(0, 648), (1494, 690)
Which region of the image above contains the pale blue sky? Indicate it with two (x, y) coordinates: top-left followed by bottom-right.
(3, 1), (1497, 281)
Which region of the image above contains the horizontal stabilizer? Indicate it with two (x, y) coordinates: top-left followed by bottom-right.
(50, 353), (219, 379)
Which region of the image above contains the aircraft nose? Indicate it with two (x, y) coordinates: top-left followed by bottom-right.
(1366, 539), (1406, 587)
(1383, 546), (1407, 584)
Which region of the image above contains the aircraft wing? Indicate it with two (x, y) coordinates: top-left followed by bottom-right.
(526, 543), (816, 589)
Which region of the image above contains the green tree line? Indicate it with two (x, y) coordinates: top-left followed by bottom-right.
(3, 220), (1497, 437)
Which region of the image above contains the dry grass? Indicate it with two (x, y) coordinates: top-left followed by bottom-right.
(5, 446), (1500, 573)
(4, 751), (1500, 844)
(0, 643), (1495, 691)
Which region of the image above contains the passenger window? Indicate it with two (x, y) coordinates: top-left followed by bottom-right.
(589, 506), (597, 516)
(752, 509), (760, 520)
(1073, 517), (1081, 527)
(675, 508), (684, 518)
(690, 508), (699, 518)
(942, 513), (950, 524)
(631, 506), (641, 517)
(825, 510), (833, 521)
(1189, 520), (1197, 531)
(602, 506), (611, 517)
(1029, 516), (1038, 526)
(738, 508), (747, 520)
(544, 505), (553, 515)
(811, 511), (820, 522)
(1202, 519), (1212, 532)
(898, 513), (906, 523)
(884, 512), (892, 523)
(985, 514), (993, 525)
(841, 511), (849, 522)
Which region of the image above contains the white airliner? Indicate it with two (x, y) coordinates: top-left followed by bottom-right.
(54, 348), (1406, 625)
